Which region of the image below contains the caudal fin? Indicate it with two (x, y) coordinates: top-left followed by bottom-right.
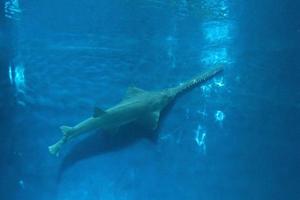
(48, 138), (66, 157)
(48, 125), (73, 156)
(60, 125), (73, 137)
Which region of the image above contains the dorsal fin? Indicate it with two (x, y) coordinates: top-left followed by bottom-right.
(93, 107), (106, 118)
(124, 86), (145, 99)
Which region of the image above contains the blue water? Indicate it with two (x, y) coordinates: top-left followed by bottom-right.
(1, 0), (299, 200)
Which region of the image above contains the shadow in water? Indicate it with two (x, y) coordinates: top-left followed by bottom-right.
(57, 123), (158, 181)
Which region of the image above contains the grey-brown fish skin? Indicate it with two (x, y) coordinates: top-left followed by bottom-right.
(48, 66), (223, 156)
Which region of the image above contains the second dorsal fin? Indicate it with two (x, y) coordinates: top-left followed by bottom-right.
(93, 107), (106, 118)
(124, 86), (145, 99)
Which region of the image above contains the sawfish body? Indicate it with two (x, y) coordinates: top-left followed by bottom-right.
(49, 66), (223, 156)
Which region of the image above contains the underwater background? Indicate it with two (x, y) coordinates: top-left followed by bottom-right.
(0, 0), (299, 199)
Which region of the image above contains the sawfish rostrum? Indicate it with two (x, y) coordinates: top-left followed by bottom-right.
(49, 66), (223, 156)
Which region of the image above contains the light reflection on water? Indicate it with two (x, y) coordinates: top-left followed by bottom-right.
(202, 21), (232, 43)
(201, 0), (233, 67)
(201, 47), (230, 65)
(5, 0), (21, 20)
(14, 63), (26, 94)
(9, 66), (13, 84)
(194, 0), (233, 153)
(194, 125), (207, 155)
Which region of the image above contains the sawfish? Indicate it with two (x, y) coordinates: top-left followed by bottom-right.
(49, 66), (223, 156)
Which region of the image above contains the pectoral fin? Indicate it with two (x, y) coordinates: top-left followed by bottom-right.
(138, 111), (161, 131)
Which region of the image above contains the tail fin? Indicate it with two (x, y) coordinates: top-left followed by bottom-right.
(60, 125), (73, 137)
(48, 126), (73, 156)
(48, 138), (66, 157)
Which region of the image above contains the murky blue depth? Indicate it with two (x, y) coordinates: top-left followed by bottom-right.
(1, 0), (299, 200)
